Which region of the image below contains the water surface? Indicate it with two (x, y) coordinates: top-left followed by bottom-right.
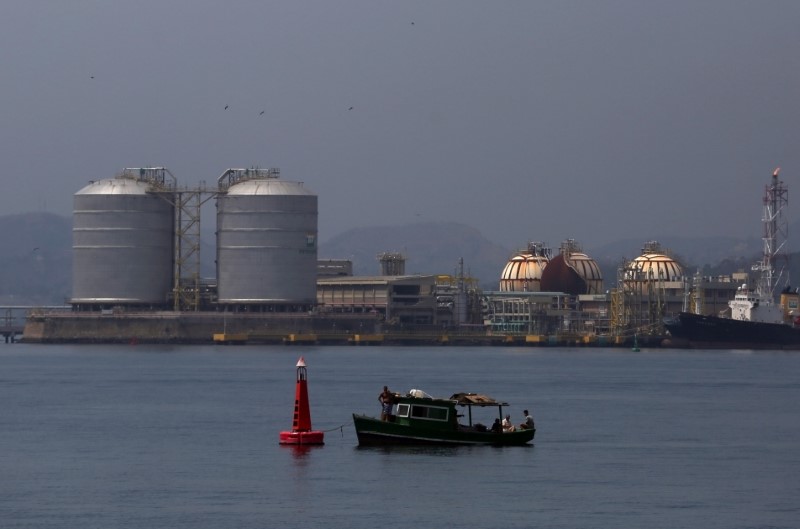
(0, 344), (797, 528)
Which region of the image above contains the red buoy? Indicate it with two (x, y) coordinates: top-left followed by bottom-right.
(279, 356), (324, 445)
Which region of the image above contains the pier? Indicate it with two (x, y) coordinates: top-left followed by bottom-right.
(0, 306), (71, 343)
(1, 307), (27, 343)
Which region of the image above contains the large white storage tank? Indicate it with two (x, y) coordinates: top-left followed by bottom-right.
(499, 242), (550, 292)
(71, 168), (175, 307)
(623, 241), (684, 293)
(216, 168), (318, 307)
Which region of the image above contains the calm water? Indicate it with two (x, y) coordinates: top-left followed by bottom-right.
(0, 344), (798, 528)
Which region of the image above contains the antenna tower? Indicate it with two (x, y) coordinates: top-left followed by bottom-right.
(754, 167), (789, 300)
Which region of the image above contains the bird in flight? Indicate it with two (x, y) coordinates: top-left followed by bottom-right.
(224, 105), (229, 110)
(348, 106), (354, 111)
(259, 110), (265, 115)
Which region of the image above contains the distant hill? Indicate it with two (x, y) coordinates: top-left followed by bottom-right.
(587, 236), (762, 270)
(320, 224), (772, 290)
(586, 236), (764, 288)
(5, 213), (800, 305)
(0, 213), (72, 305)
(319, 222), (512, 290)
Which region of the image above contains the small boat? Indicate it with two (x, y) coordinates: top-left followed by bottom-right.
(352, 390), (535, 446)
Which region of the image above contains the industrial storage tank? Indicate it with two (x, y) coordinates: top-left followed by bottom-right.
(71, 168), (175, 308)
(540, 239), (603, 295)
(216, 168), (317, 308)
(499, 242), (550, 292)
(623, 241), (684, 293)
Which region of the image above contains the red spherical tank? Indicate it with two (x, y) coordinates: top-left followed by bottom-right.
(540, 254), (585, 295)
(539, 240), (602, 295)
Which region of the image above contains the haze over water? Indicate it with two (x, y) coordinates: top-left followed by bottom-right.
(0, 344), (797, 528)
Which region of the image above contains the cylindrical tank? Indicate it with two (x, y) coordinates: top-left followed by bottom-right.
(72, 169), (175, 306)
(216, 168), (317, 306)
(499, 242), (550, 292)
(540, 239), (603, 295)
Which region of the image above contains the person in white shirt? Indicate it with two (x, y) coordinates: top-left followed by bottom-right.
(502, 414), (515, 432)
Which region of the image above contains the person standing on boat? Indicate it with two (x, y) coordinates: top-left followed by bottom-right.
(520, 409), (535, 430)
(379, 386), (394, 421)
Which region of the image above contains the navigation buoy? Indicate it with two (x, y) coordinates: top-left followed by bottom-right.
(279, 356), (324, 445)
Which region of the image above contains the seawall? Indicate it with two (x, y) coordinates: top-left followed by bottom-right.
(22, 311), (382, 344)
(22, 310), (659, 347)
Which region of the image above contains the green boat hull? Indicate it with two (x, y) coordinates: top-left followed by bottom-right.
(353, 414), (535, 446)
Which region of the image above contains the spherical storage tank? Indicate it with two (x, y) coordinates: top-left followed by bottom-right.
(499, 242), (550, 292)
(623, 241), (684, 292)
(216, 168), (317, 306)
(72, 169), (175, 306)
(540, 239), (603, 295)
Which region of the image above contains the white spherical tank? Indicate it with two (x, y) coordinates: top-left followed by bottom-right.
(71, 169), (175, 306)
(567, 251), (604, 295)
(623, 241), (684, 292)
(499, 242), (550, 292)
(216, 169), (318, 307)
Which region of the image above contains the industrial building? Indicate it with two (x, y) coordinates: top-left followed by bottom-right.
(22, 167), (751, 345)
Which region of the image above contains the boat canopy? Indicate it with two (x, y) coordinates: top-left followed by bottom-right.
(449, 392), (509, 407)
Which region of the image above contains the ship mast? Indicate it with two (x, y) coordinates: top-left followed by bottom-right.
(754, 167), (789, 301)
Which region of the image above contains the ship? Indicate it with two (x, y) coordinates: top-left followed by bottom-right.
(663, 288), (800, 349)
(664, 168), (800, 349)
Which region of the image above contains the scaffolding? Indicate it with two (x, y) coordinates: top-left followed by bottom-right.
(170, 185), (216, 311)
(136, 167), (217, 312)
(610, 259), (630, 336)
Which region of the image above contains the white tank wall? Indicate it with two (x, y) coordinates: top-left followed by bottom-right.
(216, 179), (318, 304)
(72, 178), (174, 304)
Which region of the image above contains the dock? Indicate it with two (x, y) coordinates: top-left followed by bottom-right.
(19, 309), (661, 347)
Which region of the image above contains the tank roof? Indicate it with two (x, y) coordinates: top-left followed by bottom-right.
(75, 177), (152, 196)
(75, 167), (175, 195)
(225, 177), (315, 196)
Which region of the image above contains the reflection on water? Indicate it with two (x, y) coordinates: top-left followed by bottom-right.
(353, 444), (509, 457)
(282, 443), (325, 461)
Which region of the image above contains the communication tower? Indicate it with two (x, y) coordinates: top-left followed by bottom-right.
(754, 168), (789, 300)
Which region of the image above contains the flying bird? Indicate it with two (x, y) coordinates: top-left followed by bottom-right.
(348, 106), (354, 111)
(224, 105), (229, 110)
(259, 110), (265, 115)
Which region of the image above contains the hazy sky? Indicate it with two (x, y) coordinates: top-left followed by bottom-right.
(2, 1), (798, 249)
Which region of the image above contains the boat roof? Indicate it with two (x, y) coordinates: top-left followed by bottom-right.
(449, 392), (509, 407)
